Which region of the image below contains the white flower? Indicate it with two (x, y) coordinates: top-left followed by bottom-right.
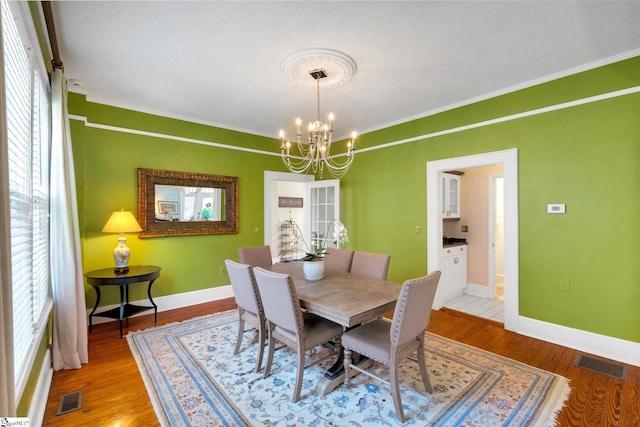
(285, 216), (349, 260)
(332, 221), (349, 246)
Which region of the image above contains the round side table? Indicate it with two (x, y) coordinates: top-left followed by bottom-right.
(85, 265), (161, 338)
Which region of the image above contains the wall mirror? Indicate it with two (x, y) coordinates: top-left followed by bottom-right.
(138, 168), (238, 237)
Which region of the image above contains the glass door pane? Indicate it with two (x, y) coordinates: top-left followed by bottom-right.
(305, 179), (340, 251)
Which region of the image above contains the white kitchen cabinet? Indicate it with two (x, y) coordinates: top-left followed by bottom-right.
(441, 245), (467, 300)
(441, 173), (461, 218)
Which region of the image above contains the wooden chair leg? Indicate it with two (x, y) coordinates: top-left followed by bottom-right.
(417, 342), (433, 393)
(254, 319), (265, 373)
(292, 342), (305, 403)
(343, 348), (352, 388)
(390, 356), (406, 423)
(234, 314), (245, 355)
(263, 323), (275, 378)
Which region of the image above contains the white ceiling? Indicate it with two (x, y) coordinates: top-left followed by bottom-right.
(51, 1), (640, 141)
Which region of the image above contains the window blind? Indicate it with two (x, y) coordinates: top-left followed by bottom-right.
(2, 0), (51, 394)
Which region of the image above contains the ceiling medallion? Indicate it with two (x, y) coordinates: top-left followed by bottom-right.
(280, 48), (357, 88)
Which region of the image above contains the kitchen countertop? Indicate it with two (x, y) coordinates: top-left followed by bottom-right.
(443, 238), (467, 248)
(443, 242), (467, 248)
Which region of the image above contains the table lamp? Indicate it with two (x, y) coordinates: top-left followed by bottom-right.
(102, 209), (143, 273)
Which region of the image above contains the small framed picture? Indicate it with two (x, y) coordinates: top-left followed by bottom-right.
(157, 201), (179, 216)
(278, 197), (303, 208)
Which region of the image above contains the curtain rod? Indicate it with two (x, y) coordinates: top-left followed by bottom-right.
(41, 1), (63, 71)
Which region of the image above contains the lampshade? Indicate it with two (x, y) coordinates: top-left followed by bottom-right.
(102, 210), (142, 234)
(102, 210), (142, 273)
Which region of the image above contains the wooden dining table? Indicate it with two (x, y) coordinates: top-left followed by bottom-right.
(269, 261), (403, 395)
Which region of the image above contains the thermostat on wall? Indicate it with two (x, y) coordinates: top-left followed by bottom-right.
(547, 204), (566, 214)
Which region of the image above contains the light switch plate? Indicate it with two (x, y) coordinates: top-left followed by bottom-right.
(547, 204), (565, 214)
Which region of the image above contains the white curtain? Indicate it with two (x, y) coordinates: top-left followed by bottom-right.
(50, 69), (88, 370)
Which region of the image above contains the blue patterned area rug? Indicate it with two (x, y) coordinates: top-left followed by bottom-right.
(127, 310), (570, 426)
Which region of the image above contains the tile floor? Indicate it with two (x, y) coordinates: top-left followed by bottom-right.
(443, 282), (504, 323)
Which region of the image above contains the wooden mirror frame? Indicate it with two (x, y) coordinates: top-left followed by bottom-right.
(137, 168), (238, 237)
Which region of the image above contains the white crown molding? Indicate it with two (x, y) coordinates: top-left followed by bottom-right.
(357, 48), (640, 136)
(68, 114), (281, 158)
(67, 90), (276, 139)
(71, 81), (639, 164)
(358, 85), (640, 154)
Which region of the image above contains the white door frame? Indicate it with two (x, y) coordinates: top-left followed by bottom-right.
(488, 173), (504, 298)
(427, 148), (519, 332)
(263, 171), (314, 249)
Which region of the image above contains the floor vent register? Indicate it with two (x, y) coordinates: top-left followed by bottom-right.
(56, 390), (83, 415)
(574, 354), (628, 380)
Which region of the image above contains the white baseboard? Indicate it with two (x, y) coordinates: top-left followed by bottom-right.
(465, 282), (490, 298)
(518, 316), (640, 367)
(88, 285), (234, 325)
(30, 350), (53, 425)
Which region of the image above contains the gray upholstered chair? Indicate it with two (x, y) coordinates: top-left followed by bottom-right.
(238, 245), (272, 268)
(324, 247), (354, 272)
(253, 266), (343, 403)
(350, 251), (390, 280)
(225, 259), (266, 373)
(342, 270), (441, 422)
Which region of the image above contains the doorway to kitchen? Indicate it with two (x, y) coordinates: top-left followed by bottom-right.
(426, 149), (519, 332)
(441, 169), (505, 323)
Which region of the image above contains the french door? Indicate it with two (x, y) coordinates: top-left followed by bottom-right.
(304, 179), (341, 252)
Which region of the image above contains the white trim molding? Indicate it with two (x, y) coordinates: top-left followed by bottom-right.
(519, 316), (640, 368)
(68, 114), (280, 158)
(29, 351), (52, 426)
(427, 149), (519, 332)
(70, 84), (640, 163)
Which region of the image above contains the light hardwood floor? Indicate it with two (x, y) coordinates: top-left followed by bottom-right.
(43, 299), (640, 426)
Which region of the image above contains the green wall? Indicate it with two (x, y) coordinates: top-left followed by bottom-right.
(70, 56), (639, 344)
(340, 56), (640, 342)
(69, 96), (286, 306)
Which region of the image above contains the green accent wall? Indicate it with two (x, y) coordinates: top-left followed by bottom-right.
(340, 56), (640, 342)
(70, 56), (639, 344)
(69, 97), (288, 307)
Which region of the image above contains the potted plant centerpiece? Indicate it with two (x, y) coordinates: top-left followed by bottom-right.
(300, 244), (326, 281)
(285, 215), (349, 281)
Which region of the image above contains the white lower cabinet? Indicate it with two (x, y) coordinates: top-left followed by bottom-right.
(441, 245), (468, 301)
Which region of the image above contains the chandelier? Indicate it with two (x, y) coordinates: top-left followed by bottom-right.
(279, 69), (357, 178)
